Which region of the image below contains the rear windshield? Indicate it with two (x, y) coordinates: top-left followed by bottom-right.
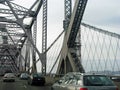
(33, 73), (43, 77)
(83, 75), (115, 86)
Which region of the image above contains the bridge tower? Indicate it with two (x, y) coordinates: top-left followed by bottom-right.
(57, 0), (88, 74)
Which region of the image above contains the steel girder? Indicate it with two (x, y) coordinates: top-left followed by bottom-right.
(57, 0), (87, 74)
(42, 0), (47, 75)
(63, 0), (71, 30)
(0, 8), (28, 15)
(31, 19), (37, 73)
(67, 0), (88, 48)
(0, 0), (43, 73)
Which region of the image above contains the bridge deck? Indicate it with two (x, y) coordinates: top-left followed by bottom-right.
(0, 77), (120, 90)
(0, 77), (51, 90)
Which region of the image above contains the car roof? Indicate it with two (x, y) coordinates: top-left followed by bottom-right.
(4, 73), (15, 76)
(65, 72), (106, 76)
(5, 73), (14, 75)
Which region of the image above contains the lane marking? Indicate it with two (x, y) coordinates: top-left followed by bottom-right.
(23, 85), (27, 88)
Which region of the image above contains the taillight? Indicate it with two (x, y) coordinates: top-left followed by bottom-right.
(80, 88), (88, 90)
(116, 87), (119, 90)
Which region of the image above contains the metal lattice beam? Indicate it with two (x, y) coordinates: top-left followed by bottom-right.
(42, 0), (47, 75)
(63, 0), (72, 30)
(68, 0), (88, 48)
(0, 8), (27, 15)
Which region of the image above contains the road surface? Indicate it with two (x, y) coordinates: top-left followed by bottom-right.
(0, 78), (51, 90)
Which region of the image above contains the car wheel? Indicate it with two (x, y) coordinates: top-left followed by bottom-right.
(40, 83), (44, 86)
(51, 87), (54, 90)
(30, 81), (33, 85)
(28, 81), (30, 85)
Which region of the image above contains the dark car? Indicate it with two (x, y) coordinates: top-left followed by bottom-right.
(111, 76), (120, 82)
(28, 73), (45, 86)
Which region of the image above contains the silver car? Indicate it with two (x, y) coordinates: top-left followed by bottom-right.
(3, 73), (16, 82)
(51, 72), (118, 90)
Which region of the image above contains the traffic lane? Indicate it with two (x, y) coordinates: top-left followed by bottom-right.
(0, 78), (51, 90)
(23, 80), (51, 90)
(0, 82), (16, 90)
(27, 85), (51, 90)
(0, 80), (28, 90)
(20, 80), (51, 90)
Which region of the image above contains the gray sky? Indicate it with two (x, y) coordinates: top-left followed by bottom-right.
(13, 0), (120, 39)
(13, 0), (120, 57)
(12, 0), (120, 72)
(83, 0), (120, 34)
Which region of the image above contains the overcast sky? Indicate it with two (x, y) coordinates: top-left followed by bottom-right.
(13, 0), (120, 35)
(12, 0), (120, 48)
(12, 0), (120, 50)
(12, 0), (120, 72)
(83, 0), (120, 34)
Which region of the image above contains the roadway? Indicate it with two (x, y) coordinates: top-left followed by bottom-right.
(0, 78), (51, 90)
(0, 77), (120, 90)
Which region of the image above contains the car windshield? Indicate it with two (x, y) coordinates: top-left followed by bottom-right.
(83, 75), (115, 86)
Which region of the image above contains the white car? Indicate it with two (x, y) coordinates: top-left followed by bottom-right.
(3, 73), (16, 82)
(51, 72), (118, 90)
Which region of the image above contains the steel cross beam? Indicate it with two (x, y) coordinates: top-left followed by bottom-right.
(4, 1), (29, 12)
(0, 1), (34, 19)
(6, 24), (21, 28)
(0, 32), (25, 36)
(0, 8), (27, 15)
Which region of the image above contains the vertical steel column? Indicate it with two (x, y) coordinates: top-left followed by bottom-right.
(64, 0), (72, 74)
(25, 39), (30, 72)
(33, 19), (37, 47)
(42, 0), (47, 75)
(32, 19), (37, 73)
(64, 0), (72, 30)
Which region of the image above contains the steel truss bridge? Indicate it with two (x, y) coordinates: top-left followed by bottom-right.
(0, 0), (120, 76)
